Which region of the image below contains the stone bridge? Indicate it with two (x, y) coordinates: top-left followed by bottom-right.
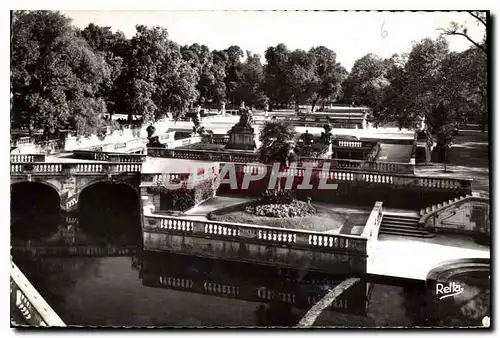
(10, 162), (142, 212)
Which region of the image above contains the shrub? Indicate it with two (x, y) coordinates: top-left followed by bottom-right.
(147, 177), (216, 212)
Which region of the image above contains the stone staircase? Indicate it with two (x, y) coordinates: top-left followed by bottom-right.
(380, 194), (475, 238)
(380, 213), (434, 238)
(419, 194), (472, 216)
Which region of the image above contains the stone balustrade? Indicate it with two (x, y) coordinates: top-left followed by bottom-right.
(10, 154), (46, 163)
(143, 214), (367, 255)
(9, 158), (469, 192)
(164, 135), (202, 149)
(361, 202), (384, 261)
(228, 163), (471, 191)
(10, 162), (142, 175)
(419, 195), (471, 216)
(331, 140), (377, 149)
(147, 147), (261, 163)
(147, 148), (415, 174)
(11, 136), (34, 147)
(10, 261), (65, 326)
(73, 150), (146, 162)
(418, 194), (490, 233)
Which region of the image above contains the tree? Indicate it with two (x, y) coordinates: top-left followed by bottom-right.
(224, 45), (244, 105)
(376, 37), (487, 169)
(286, 49), (318, 112)
(375, 38), (450, 132)
(376, 54), (409, 127)
(128, 25), (199, 122)
(193, 49), (227, 106)
(263, 44), (293, 109)
(258, 120), (297, 191)
(11, 10), (111, 137)
(79, 23), (129, 119)
(258, 120), (297, 166)
(233, 51), (267, 108)
(340, 53), (390, 110)
(308, 46), (347, 112)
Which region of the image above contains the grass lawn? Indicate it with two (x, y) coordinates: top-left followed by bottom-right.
(415, 131), (490, 197)
(208, 202), (369, 234)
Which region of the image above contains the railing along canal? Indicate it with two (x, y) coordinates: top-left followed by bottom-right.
(143, 213), (367, 254)
(11, 261), (66, 327)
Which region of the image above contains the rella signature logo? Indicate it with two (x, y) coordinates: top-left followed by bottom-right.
(436, 282), (464, 300)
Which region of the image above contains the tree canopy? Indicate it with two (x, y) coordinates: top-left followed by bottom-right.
(10, 10), (488, 140)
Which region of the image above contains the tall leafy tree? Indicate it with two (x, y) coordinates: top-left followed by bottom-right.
(128, 25), (199, 122)
(224, 45), (244, 105)
(286, 49), (318, 111)
(79, 23), (129, 119)
(233, 51), (267, 108)
(340, 53), (390, 110)
(11, 10), (111, 137)
(308, 46), (347, 111)
(263, 44), (293, 109)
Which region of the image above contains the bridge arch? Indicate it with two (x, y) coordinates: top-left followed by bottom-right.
(77, 180), (142, 243)
(11, 181), (61, 239)
(10, 179), (62, 199)
(77, 177), (139, 199)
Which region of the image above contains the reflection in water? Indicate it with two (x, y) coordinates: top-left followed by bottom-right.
(432, 271), (491, 327)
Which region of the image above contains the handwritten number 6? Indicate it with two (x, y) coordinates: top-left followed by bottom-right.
(381, 21), (388, 38)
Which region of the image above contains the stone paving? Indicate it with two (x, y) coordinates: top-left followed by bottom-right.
(368, 233), (490, 280)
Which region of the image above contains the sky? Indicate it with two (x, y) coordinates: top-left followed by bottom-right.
(60, 10), (486, 70)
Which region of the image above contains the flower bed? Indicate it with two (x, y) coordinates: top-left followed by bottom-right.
(245, 200), (316, 218)
(242, 190), (317, 218)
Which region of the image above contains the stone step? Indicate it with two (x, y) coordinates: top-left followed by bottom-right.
(379, 229), (435, 238)
(380, 224), (429, 233)
(380, 222), (427, 231)
(383, 214), (420, 221)
(381, 218), (420, 226)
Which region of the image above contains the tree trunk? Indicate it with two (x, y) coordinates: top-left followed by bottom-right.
(311, 97), (318, 113)
(443, 147), (448, 172)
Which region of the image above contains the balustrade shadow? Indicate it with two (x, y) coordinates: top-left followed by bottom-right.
(11, 182), (60, 240)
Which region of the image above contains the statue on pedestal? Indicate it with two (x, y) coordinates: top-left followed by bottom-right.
(225, 104), (256, 150)
(220, 101), (226, 115)
(146, 125), (166, 148)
